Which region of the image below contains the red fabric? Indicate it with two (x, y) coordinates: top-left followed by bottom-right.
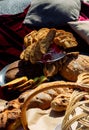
(0, 6), (32, 70)
(79, 1), (89, 21)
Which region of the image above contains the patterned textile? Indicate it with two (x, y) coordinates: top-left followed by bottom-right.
(0, 6), (32, 70)
(0, 0), (31, 15)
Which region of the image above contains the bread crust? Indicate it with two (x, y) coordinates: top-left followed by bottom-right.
(59, 54), (89, 81)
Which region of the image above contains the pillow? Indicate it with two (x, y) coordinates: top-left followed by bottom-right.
(68, 21), (89, 45)
(0, 0), (31, 15)
(23, 0), (81, 28)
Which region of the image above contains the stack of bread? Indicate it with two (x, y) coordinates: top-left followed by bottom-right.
(0, 28), (89, 130)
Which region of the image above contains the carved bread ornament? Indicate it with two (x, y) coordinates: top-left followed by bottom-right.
(20, 28), (78, 64)
(54, 29), (78, 49)
(21, 72), (89, 130)
(20, 28), (56, 64)
(24, 28), (50, 48)
(24, 30), (38, 47)
(7, 51), (89, 83)
(1, 27), (89, 129)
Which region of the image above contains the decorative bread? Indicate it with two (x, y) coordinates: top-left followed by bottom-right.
(54, 29), (78, 49)
(20, 28), (56, 63)
(59, 53), (89, 81)
(20, 28), (78, 64)
(24, 30), (38, 47)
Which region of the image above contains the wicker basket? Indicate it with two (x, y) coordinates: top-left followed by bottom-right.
(61, 90), (89, 130)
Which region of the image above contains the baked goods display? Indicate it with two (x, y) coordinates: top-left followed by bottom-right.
(0, 27), (89, 130)
(1, 72), (89, 130)
(0, 82), (73, 129)
(21, 72), (89, 130)
(20, 28), (78, 64)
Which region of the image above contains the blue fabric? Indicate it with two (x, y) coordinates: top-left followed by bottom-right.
(0, 0), (31, 15)
(23, 0), (81, 28)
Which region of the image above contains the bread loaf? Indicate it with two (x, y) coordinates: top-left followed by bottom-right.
(59, 53), (89, 81)
(51, 93), (72, 112)
(18, 87), (73, 110)
(0, 99), (21, 129)
(5, 60), (43, 82)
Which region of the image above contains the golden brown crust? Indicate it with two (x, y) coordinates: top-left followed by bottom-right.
(39, 28), (56, 54)
(20, 28), (78, 64)
(2, 76), (28, 91)
(6, 118), (21, 130)
(20, 28), (56, 64)
(51, 93), (72, 112)
(59, 54), (89, 82)
(18, 87), (73, 110)
(43, 61), (59, 77)
(0, 99), (21, 129)
(24, 30), (38, 47)
(54, 30), (78, 49)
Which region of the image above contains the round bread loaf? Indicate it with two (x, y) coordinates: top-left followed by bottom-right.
(59, 54), (89, 82)
(5, 60), (43, 83)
